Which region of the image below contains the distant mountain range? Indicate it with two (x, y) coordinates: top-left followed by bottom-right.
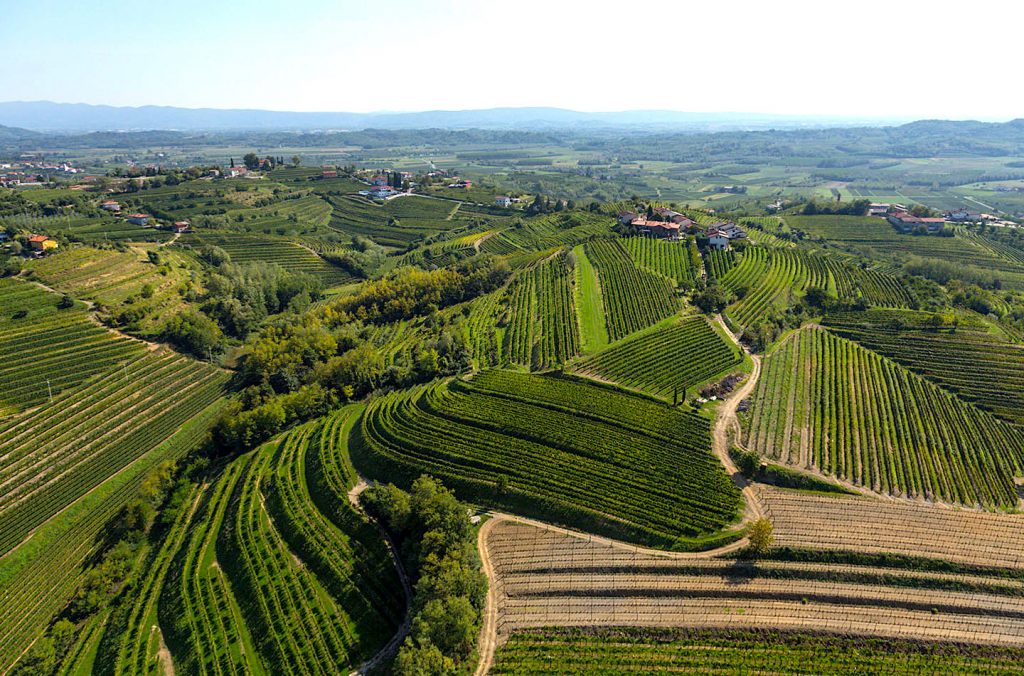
(0, 101), (909, 133)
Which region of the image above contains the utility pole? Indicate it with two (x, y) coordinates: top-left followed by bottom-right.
(207, 346), (213, 365)
(46, 379), (53, 403)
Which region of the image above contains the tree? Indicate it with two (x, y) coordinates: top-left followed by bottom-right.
(242, 153), (260, 171)
(291, 155), (301, 167)
(692, 283), (734, 314)
(747, 518), (774, 556)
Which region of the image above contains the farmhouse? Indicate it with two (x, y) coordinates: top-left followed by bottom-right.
(126, 213), (151, 226)
(321, 169), (338, 179)
(371, 174), (388, 186)
(100, 200), (121, 212)
(630, 217), (683, 240)
(448, 179), (472, 189)
(888, 213), (945, 233)
(867, 203), (891, 217)
(945, 208), (983, 223)
(224, 166), (247, 178)
(707, 222), (746, 250)
(171, 221), (191, 233)
(617, 211), (639, 225)
(368, 185), (396, 199)
(495, 196), (513, 207)
(27, 235), (58, 252)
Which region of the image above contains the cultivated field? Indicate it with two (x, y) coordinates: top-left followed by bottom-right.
(758, 485), (1024, 569)
(744, 326), (1024, 508)
(573, 316), (742, 401)
(354, 370), (742, 547)
(481, 517), (1024, 656)
(0, 278), (144, 415)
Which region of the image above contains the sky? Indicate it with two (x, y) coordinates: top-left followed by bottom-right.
(1, 0), (1021, 120)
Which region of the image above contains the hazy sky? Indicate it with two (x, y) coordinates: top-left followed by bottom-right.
(2, 0), (1020, 120)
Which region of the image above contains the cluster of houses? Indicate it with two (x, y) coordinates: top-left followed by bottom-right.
(102, 204), (189, 232)
(447, 179), (472, 189)
(617, 207), (747, 250)
(869, 202), (992, 233)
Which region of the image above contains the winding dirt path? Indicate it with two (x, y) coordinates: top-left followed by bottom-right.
(347, 478), (414, 676)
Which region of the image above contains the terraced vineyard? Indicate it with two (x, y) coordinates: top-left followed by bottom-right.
(492, 627), (1024, 674)
(786, 215), (1024, 286)
(326, 194), (461, 248)
(758, 485), (1024, 569)
(718, 246), (911, 328)
(502, 250), (581, 369)
(103, 483), (204, 675)
(482, 212), (613, 254)
(160, 458), (265, 675)
(160, 410), (405, 674)
(621, 236), (701, 285)
(584, 238), (679, 342)
(0, 394), (227, 674)
(219, 431), (376, 673)
(226, 194), (334, 235)
(0, 349), (229, 555)
(824, 308), (1024, 426)
(573, 316), (741, 400)
(482, 517), (1024, 658)
(744, 326), (1024, 508)
(354, 370), (741, 546)
(181, 232), (354, 285)
(0, 278), (144, 415)
(705, 248), (737, 279)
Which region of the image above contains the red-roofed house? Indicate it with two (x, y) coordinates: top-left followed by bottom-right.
(632, 217), (683, 240)
(28, 235), (58, 252)
(100, 200), (121, 212)
(127, 214), (151, 226)
(171, 221), (191, 233)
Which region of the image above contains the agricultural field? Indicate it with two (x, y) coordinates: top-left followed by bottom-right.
(0, 348), (229, 556)
(717, 246), (910, 329)
(0, 278), (144, 415)
(824, 308), (1024, 426)
(786, 215), (1024, 287)
(483, 212), (613, 254)
(757, 485), (1024, 569)
(481, 516), (1024, 665)
(1, 211), (171, 243)
(326, 194), (464, 248)
(501, 249), (581, 369)
(179, 231), (355, 285)
(23, 244), (202, 333)
(584, 238), (679, 342)
(744, 326), (1024, 508)
(354, 370), (742, 547)
(10, 120), (1024, 675)
(620, 235), (702, 285)
(0, 378), (227, 674)
(491, 627), (1024, 674)
(159, 408), (404, 674)
(573, 316), (742, 401)
(159, 457), (265, 675)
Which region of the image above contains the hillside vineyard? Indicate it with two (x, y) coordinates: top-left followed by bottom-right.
(6, 120), (1024, 675)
